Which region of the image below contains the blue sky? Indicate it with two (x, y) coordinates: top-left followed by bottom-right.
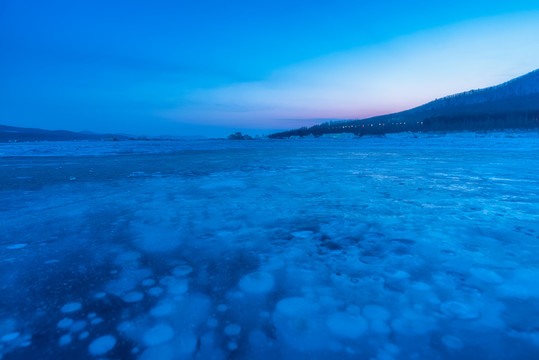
(1, 1), (538, 137)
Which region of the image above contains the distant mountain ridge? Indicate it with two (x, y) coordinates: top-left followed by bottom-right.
(0, 124), (131, 142)
(416, 68), (539, 114)
(270, 68), (539, 138)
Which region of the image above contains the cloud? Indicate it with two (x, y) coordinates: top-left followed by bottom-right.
(163, 12), (539, 129)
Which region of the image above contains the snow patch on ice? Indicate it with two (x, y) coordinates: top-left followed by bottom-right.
(6, 243), (27, 250)
(61, 302), (82, 313)
(57, 318), (73, 329)
(88, 335), (116, 356)
(1, 332), (20, 342)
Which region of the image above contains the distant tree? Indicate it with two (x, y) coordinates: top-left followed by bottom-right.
(228, 132), (253, 140)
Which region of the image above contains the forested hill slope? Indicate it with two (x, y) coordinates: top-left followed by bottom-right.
(270, 69), (539, 138)
(0, 124), (130, 142)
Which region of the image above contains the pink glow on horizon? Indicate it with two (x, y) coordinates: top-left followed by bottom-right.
(164, 12), (539, 130)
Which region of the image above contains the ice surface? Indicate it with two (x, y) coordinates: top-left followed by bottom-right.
(1, 134), (539, 359)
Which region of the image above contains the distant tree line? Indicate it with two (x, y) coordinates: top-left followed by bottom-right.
(269, 110), (539, 138)
(227, 132), (253, 140)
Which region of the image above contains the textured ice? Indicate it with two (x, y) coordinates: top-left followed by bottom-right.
(1, 135), (539, 359)
(442, 334), (464, 350)
(70, 320), (87, 332)
(440, 301), (480, 320)
(224, 323), (242, 336)
(362, 305), (391, 321)
(90, 318), (103, 325)
(370, 320), (391, 335)
(166, 278), (188, 295)
(143, 334), (197, 360)
(172, 265), (193, 277)
(143, 324), (174, 346)
(199, 179), (246, 190)
(122, 291), (144, 303)
(131, 222), (183, 253)
(326, 312), (367, 338)
(272, 297), (335, 352)
(498, 268), (539, 299)
(276, 297), (320, 318)
(94, 292), (106, 299)
(391, 316), (436, 336)
(148, 287), (164, 296)
(470, 267), (504, 284)
(239, 272), (275, 294)
(139, 345), (177, 360)
(141, 278), (156, 287)
(58, 334), (72, 346)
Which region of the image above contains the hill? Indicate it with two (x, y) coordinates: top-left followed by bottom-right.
(0, 124), (131, 142)
(270, 69), (539, 138)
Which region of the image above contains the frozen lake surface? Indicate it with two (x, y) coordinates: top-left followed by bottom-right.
(1, 133), (538, 359)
